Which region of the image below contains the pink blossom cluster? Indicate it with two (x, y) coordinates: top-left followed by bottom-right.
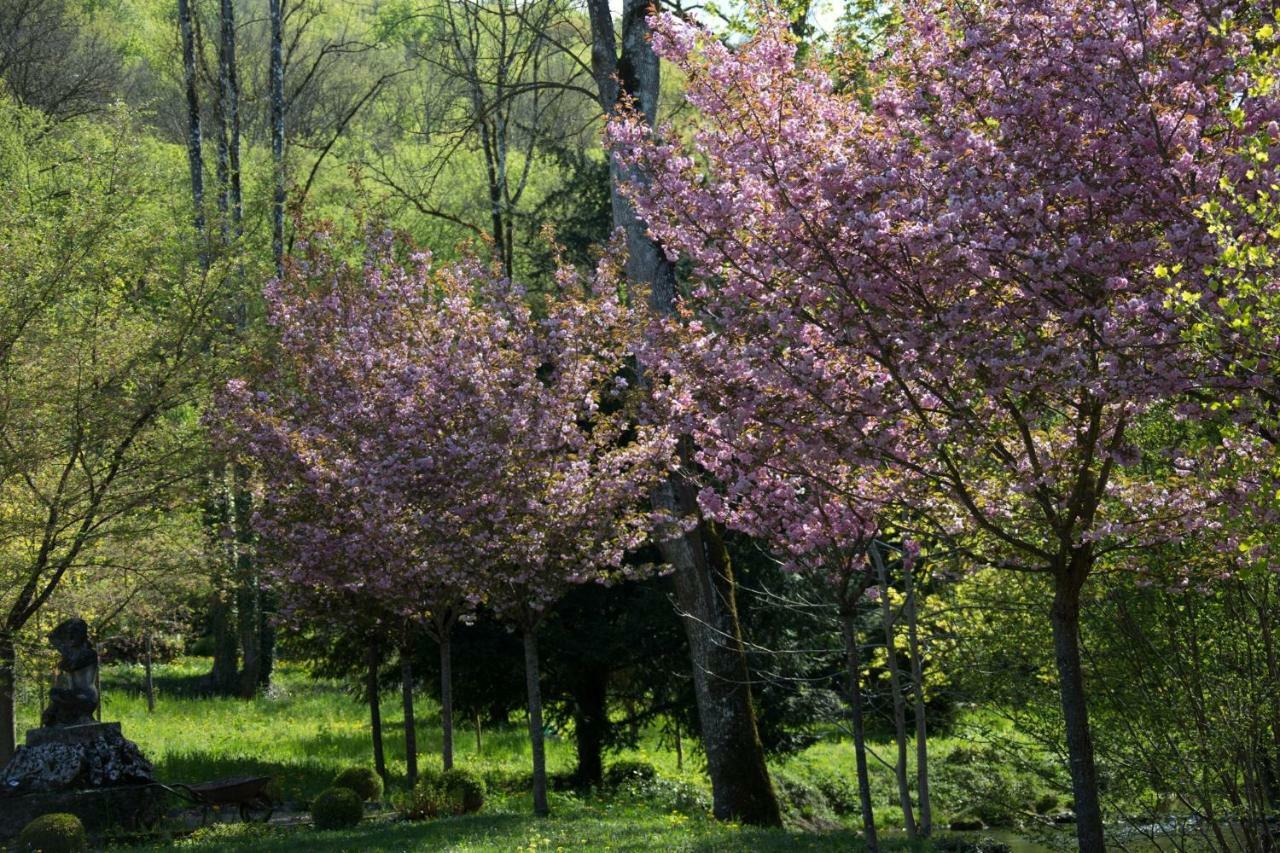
(214, 231), (675, 629)
(614, 0), (1280, 577)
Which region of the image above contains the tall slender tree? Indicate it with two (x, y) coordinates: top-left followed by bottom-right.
(585, 0), (782, 826)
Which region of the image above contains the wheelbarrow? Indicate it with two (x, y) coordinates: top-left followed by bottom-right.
(163, 775), (277, 824)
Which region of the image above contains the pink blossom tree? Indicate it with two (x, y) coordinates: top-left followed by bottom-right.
(218, 231), (673, 815)
(615, 2), (1280, 847)
(446, 257), (675, 816)
(215, 231), (518, 778)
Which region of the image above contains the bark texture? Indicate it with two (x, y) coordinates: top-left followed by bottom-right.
(0, 634), (15, 764)
(523, 628), (549, 816)
(368, 644), (387, 784)
(439, 628), (454, 771)
(842, 610), (879, 853)
(1052, 558), (1105, 851)
(401, 650), (418, 788)
(586, 0), (780, 826)
(177, 0), (203, 235)
(872, 545), (917, 837)
(268, 0), (285, 276)
(904, 556), (932, 835)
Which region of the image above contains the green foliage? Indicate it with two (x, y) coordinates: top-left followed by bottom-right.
(601, 759), (658, 788)
(309, 787), (364, 830)
(16, 813), (87, 853)
(331, 766), (384, 803)
(406, 767), (486, 819)
(612, 775), (712, 818)
(771, 770), (835, 825)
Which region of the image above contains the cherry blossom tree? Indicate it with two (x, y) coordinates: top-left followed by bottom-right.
(217, 230), (673, 815)
(614, 3), (1280, 847)
(215, 231), (505, 776)
(449, 257), (675, 817)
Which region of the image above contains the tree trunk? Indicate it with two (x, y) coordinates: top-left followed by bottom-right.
(257, 592), (276, 688)
(268, 0), (285, 276)
(475, 712), (482, 754)
(586, 0), (780, 826)
(401, 649), (418, 788)
(177, 0), (203, 235)
(0, 632), (16, 765)
(439, 629), (454, 771)
(219, 0), (241, 231)
(871, 544), (916, 837)
(1051, 561), (1105, 851)
(523, 627), (549, 816)
(842, 610), (879, 853)
(367, 644), (387, 785)
(904, 554), (931, 836)
(208, 592), (239, 694)
(231, 466), (260, 695)
(666, 511), (781, 825)
(236, 578), (260, 697)
(144, 633), (156, 713)
(572, 670), (608, 787)
(674, 721), (683, 772)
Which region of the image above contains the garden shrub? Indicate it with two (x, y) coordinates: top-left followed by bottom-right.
(16, 813), (87, 853)
(332, 766), (383, 802)
(602, 759), (657, 788)
(809, 771), (860, 816)
(613, 775), (711, 816)
(404, 766), (486, 819)
(440, 767), (486, 814)
(773, 771), (834, 823)
(310, 787), (363, 830)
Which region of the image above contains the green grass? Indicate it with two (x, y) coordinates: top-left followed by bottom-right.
(16, 658), (1062, 850)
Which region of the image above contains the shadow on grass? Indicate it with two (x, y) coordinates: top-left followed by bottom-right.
(130, 807), (911, 853)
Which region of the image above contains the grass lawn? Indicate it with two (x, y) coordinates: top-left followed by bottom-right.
(15, 657), (1062, 851)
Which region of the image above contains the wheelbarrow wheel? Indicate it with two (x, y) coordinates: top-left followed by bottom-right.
(240, 797), (275, 823)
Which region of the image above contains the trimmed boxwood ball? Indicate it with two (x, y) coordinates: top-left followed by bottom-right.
(16, 813), (87, 853)
(310, 787), (364, 830)
(440, 767), (486, 814)
(404, 767), (487, 819)
(603, 759), (658, 788)
(332, 766), (384, 802)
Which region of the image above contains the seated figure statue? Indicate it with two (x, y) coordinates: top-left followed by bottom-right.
(40, 618), (100, 727)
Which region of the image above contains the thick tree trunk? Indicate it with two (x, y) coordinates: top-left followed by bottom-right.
(177, 0), (203, 235)
(665, 508), (781, 824)
(904, 555), (931, 836)
(236, 579), (260, 697)
(523, 627), (549, 816)
(872, 545), (916, 837)
(842, 610), (879, 852)
(401, 650), (418, 788)
(208, 592), (239, 694)
(0, 633), (16, 765)
(439, 629), (454, 771)
(587, 0), (780, 826)
(367, 644), (387, 785)
(1051, 562), (1105, 851)
(268, 0), (285, 275)
(572, 670), (608, 787)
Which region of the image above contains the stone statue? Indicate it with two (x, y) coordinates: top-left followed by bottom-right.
(40, 618), (99, 727)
